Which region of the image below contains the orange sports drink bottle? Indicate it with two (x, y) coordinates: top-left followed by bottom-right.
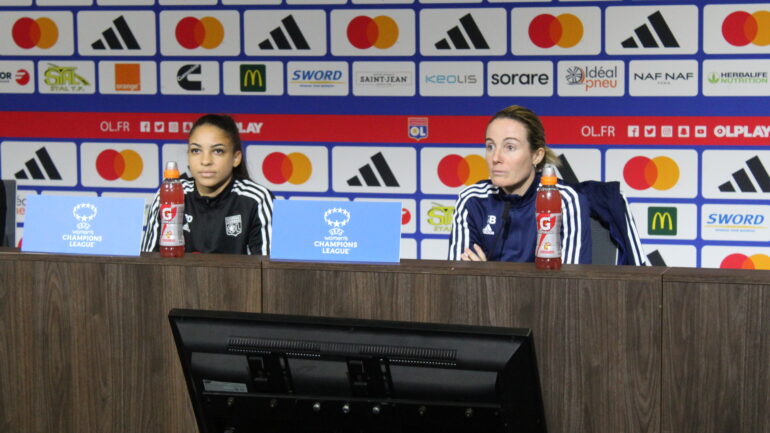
(535, 165), (562, 270)
(159, 161), (185, 258)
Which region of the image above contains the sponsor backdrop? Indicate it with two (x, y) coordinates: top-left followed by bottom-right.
(1, 0), (769, 269)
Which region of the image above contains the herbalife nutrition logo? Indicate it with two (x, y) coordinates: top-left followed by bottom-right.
(708, 71), (768, 84)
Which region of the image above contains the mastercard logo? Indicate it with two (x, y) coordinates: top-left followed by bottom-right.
(262, 152), (312, 185)
(347, 15), (399, 49)
(623, 156), (679, 191)
(722, 11), (770, 46)
(720, 253), (770, 270)
(529, 13), (583, 48)
(96, 149), (143, 181)
(437, 154), (487, 188)
(12, 17), (59, 49)
(175, 16), (224, 49)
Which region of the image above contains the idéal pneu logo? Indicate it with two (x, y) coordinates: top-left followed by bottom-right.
(558, 61), (623, 96)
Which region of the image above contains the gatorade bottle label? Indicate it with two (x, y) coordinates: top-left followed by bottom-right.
(160, 204), (184, 247)
(536, 212), (562, 258)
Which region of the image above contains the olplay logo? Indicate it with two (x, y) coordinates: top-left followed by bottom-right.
(160, 11), (239, 56)
(245, 11), (326, 57)
(0, 61), (34, 94)
(629, 203), (697, 240)
(702, 60), (770, 96)
(511, 7), (600, 55)
(77, 11), (155, 56)
(1, 141), (77, 187)
(629, 60), (698, 97)
(247, 145), (328, 192)
(702, 204), (770, 242)
(420, 148), (487, 195)
(80, 142), (159, 188)
(605, 149), (697, 198)
(352, 61), (415, 96)
(98, 61), (157, 94)
(420, 199), (455, 235)
(419, 61), (483, 96)
(37, 60), (95, 94)
(355, 198), (416, 234)
(551, 148), (601, 184)
(287, 62), (348, 96)
(160, 61), (220, 95)
(222, 61), (283, 95)
(332, 146), (416, 194)
(557, 61), (624, 97)
(487, 61), (553, 97)
(643, 244), (697, 268)
(705, 4), (770, 54)
(605, 6), (697, 55)
(420, 9), (505, 56)
(702, 150), (770, 200)
(702, 246), (770, 270)
(331, 9), (415, 56)
(0, 12), (74, 56)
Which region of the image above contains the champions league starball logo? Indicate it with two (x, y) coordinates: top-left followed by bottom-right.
(73, 203), (97, 230)
(324, 208), (350, 236)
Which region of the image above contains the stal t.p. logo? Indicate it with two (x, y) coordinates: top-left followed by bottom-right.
(324, 207), (350, 236)
(73, 203), (97, 230)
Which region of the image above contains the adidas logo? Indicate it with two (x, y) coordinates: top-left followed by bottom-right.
(258, 15), (310, 50)
(647, 249), (666, 266)
(347, 152), (399, 187)
(434, 13), (489, 50)
(91, 16), (140, 50)
(482, 224), (494, 235)
(14, 147), (62, 180)
(621, 11), (679, 48)
(718, 155), (770, 193)
(556, 154), (579, 185)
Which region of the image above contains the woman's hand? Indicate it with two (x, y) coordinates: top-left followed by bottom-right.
(461, 244), (487, 261)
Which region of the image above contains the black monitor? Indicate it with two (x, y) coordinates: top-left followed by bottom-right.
(169, 309), (547, 433)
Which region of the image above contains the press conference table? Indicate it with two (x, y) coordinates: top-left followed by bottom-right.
(0, 251), (767, 433)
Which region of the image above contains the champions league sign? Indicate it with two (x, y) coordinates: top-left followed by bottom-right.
(270, 200), (401, 264)
(22, 195), (145, 256)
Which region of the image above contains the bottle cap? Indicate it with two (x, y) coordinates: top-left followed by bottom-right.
(541, 164), (557, 185)
(164, 161), (180, 179)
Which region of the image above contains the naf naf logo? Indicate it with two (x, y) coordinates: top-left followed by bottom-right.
(605, 6), (698, 55)
(629, 60), (698, 97)
(419, 9), (506, 56)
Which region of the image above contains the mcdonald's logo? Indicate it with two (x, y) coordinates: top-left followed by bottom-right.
(240, 64), (265, 92)
(648, 206), (677, 235)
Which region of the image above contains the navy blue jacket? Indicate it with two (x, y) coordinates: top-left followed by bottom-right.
(448, 175), (592, 263)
